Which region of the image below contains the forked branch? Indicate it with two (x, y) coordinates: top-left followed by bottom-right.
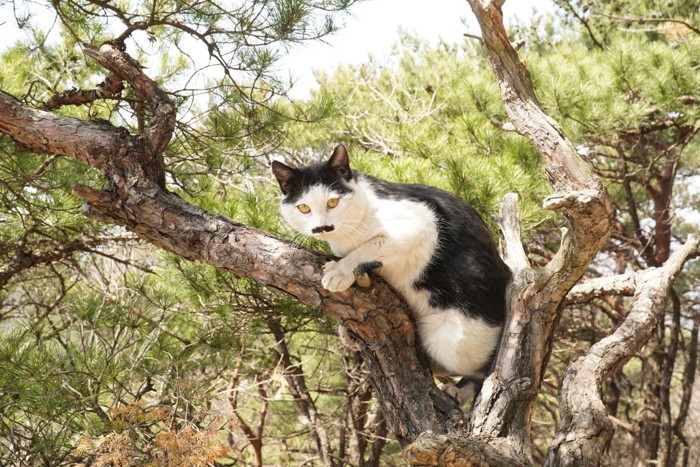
(407, 0), (614, 464)
(547, 235), (699, 466)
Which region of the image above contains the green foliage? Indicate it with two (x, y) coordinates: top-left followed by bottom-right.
(529, 34), (699, 137)
(285, 36), (554, 237)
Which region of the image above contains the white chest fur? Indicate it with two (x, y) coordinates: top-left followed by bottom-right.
(328, 185), (439, 290)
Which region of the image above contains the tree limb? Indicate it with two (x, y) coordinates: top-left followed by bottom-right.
(404, 1), (614, 463)
(546, 235), (699, 466)
(82, 43), (172, 186)
(40, 71), (124, 110)
(0, 44), (459, 447)
(0, 90), (120, 170)
(565, 273), (637, 304)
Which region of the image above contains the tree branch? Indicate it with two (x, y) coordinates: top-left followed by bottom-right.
(82, 43), (172, 186)
(0, 44), (459, 447)
(565, 273), (637, 304)
(496, 193), (533, 286)
(0, 90), (120, 170)
(546, 235), (699, 466)
(40, 71), (124, 110)
(405, 1), (614, 463)
(267, 316), (335, 465)
(408, 192), (537, 466)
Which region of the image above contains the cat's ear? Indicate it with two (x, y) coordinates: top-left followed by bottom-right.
(271, 160), (298, 194)
(328, 144), (352, 181)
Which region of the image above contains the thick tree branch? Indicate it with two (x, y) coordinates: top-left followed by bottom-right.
(0, 91), (120, 170)
(82, 44), (174, 161)
(40, 71), (124, 110)
(546, 235), (699, 466)
(406, 1), (614, 463)
(464, 0), (612, 301)
(468, 193), (535, 457)
(407, 193), (537, 466)
(565, 273), (637, 304)
(0, 43), (459, 446)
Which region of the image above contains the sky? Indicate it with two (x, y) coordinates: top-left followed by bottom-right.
(0, 0), (555, 100)
(280, 0), (555, 99)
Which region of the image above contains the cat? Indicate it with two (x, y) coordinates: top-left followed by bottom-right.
(272, 144), (511, 386)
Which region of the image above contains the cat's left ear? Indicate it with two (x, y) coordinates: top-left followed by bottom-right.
(328, 144), (352, 181)
(271, 160), (298, 195)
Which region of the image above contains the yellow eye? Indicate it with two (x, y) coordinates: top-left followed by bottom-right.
(327, 198), (339, 209)
(297, 204), (311, 214)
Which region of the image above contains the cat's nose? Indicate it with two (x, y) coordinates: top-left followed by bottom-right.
(311, 225), (335, 234)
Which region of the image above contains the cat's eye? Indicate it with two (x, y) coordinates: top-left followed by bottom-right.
(327, 198), (339, 209)
(297, 204), (311, 214)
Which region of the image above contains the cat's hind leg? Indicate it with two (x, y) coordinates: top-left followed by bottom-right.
(437, 375), (483, 407)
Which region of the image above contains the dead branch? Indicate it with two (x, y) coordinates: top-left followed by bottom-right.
(565, 273), (637, 304)
(404, 1), (614, 463)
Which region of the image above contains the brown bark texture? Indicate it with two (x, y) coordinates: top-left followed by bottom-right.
(405, 1), (696, 466)
(404, 0), (611, 463)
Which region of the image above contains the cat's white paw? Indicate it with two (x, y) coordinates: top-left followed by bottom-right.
(322, 260), (356, 292)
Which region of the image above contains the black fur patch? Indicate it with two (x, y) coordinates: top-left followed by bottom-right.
(362, 174), (511, 327)
(280, 161), (355, 205)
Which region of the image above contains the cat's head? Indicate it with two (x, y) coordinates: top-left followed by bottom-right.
(272, 144), (363, 240)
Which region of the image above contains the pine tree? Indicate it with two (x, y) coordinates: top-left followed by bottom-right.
(0, 0), (698, 465)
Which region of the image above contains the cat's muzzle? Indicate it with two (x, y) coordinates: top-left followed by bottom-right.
(311, 225), (335, 234)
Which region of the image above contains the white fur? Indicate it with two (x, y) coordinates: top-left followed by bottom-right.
(280, 176), (499, 377)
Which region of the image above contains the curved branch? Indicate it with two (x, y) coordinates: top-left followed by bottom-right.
(69, 181), (461, 445)
(565, 273), (636, 304)
(546, 235), (699, 466)
(465, 0), (612, 302)
(496, 193), (533, 286)
(0, 90), (120, 170)
(83, 43), (174, 184)
(40, 71), (124, 110)
(408, 2), (614, 464)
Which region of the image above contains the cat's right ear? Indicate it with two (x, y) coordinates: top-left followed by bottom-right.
(271, 160), (298, 195)
(328, 144), (352, 181)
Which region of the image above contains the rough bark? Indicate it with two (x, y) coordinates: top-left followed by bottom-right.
(1, 4), (697, 465)
(546, 235), (699, 467)
(405, 0), (613, 464)
(0, 44), (459, 447)
(670, 315), (699, 466)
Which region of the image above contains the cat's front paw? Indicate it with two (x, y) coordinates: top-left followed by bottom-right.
(322, 260), (356, 292)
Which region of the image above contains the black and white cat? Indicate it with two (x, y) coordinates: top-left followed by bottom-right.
(272, 144), (510, 381)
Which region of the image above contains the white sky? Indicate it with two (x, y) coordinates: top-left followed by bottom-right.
(281, 0), (554, 99)
(0, 0), (555, 99)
